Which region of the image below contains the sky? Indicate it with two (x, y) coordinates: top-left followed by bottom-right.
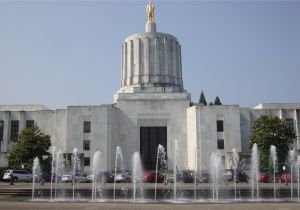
(0, 0), (299, 109)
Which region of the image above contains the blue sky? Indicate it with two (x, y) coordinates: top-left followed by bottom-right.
(0, 0), (299, 109)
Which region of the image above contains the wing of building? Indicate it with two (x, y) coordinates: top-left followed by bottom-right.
(0, 3), (299, 173)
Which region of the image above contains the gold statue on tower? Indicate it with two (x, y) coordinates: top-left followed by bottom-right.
(146, 1), (155, 22)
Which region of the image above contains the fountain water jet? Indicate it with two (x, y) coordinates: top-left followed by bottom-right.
(54, 149), (64, 199)
(92, 151), (102, 201)
(232, 148), (239, 200)
(270, 145), (277, 199)
(173, 139), (178, 200)
(155, 144), (167, 200)
(32, 157), (40, 200)
(251, 143), (260, 199)
(194, 148), (200, 200)
(132, 152), (143, 202)
(209, 151), (223, 201)
(72, 148), (80, 200)
(113, 146), (124, 200)
(296, 155), (300, 200)
(289, 149), (296, 200)
(50, 146), (57, 200)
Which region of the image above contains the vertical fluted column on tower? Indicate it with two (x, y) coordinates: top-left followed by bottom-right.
(133, 38), (140, 84)
(172, 41), (177, 85)
(163, 38), (169, 83)
(178, 44), (183, 87)
(122, 43), (127, 86)
(144, 37), (150, 83)
(154, 37), (160, 82)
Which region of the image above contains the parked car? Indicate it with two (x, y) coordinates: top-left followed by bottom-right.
(34, 172), (52, 183)
(61, 175), (73, 183)
(280, 173), (293, 183)
(224, 169), (234, 182)
(3, 169), (32, 182)
(181, 171), (194, 183)
(41, 172), (52, 182)
(166, 173), (183, 183)
(259, 172), (273, 183)
(61, 174), (90, 183)
(197, 174), (210, 183)
(143, 172), (164, 183)
(115, 170), (133, 183)
(235, 170), (249, 183)
(89, 172), (115, 183)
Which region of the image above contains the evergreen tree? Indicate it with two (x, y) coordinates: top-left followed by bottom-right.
(249, 115), (296, 172)
(198, 91), (207, 105)
(8, 125), (51, 172)
(214, 96), (222, 105)
(209, 102), (214, 105)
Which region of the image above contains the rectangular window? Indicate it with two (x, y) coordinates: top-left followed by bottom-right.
(10, 120), (19, 141)
(83, 140), (90, 151)
(0, 120), (4, 141)
(26, 120), (34, 128)
(84, 157), (90, 166)
(285, 118), (294, 131)
(217, 120), (224, 132)
(217, 139), (224, 149)
(83, 121), (91, 133)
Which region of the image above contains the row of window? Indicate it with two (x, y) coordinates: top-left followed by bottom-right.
(0, 120), (92, 141)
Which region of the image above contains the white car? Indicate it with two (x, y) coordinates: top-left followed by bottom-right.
(61, 175), (73, 183)
(3, 169), (32, 182)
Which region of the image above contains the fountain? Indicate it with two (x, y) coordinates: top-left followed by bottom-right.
(54, 149), (64, 200)
(71, 148), (80, 200)
(209, 151), (223, 201)
(194, 148), (200, 200)
(92, 151), (102, 201)
(270, 145), (277, 199)
(50, 146), (57, 200)
(32, 157), (40, 200)
(155, 144), (167, 200)
(251, 143), (260, 199)
(113, 146), (124, 200)
(173, 140), (179, 200)
(132, 152), (143, 202)
(30, 143), (300, 203)
(232, 148), (239, 200)
(297, 155), (300, 200)
(289, 149), (296, 200)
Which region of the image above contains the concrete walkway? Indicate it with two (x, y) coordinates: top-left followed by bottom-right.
(0, 201), (299, 210)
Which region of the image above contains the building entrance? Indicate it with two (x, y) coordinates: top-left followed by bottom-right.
(140, 127), (167, 170)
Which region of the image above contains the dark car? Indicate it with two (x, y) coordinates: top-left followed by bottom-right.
(181, 171), (194, 183)
(101, 172), (115, 183)
(41, 172), (52, 182)
(143, 172), (164, 183)
(235, 170), (248, 183)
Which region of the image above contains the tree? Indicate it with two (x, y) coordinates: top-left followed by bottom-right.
(209, 102), (214, 105)
(8, 125), (51, 172)
(214, 96), (222, 105)
(248, 115), (296, 172)
(198, 91), (207, 105)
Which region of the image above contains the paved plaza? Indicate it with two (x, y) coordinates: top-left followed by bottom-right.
(0, 201), (299, 210)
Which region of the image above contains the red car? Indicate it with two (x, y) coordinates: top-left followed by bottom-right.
(259, 172), (272, 183)
(143, 172), (165, 183)
(280, 173), (293, 183)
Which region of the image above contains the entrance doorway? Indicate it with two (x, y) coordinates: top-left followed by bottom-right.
(140, 127), (167, 170)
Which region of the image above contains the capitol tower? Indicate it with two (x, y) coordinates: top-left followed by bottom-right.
(114, 1), (191, 170)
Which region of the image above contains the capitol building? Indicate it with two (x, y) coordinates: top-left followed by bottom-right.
(0, 2), (299, 173)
